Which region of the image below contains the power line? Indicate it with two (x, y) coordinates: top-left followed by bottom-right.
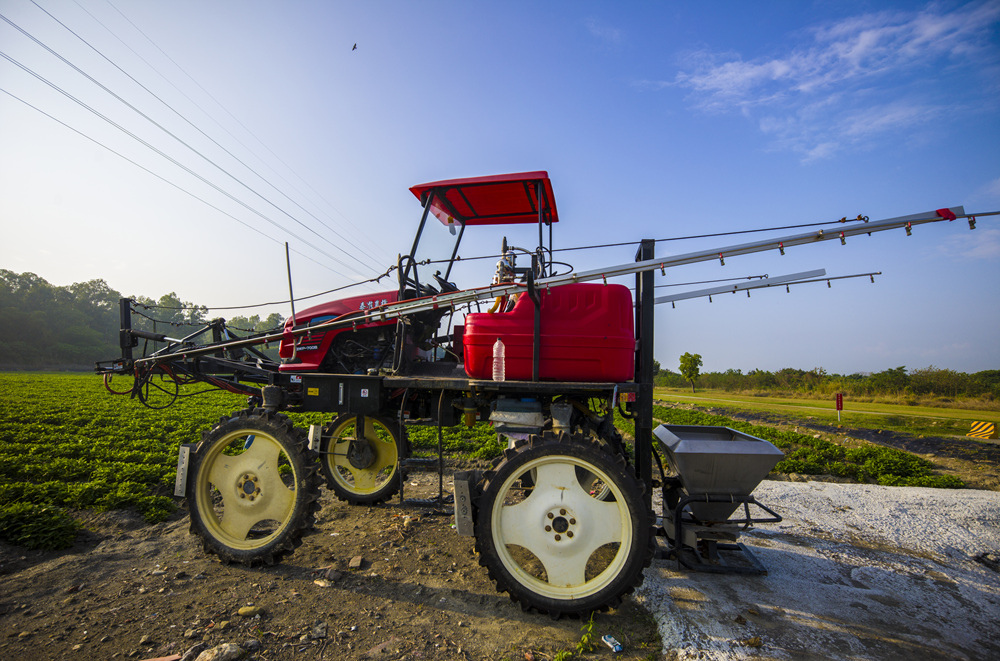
(0, 47), (370, 279)
(34, 0), (390, 267)
(558, 217), (872, 253)
(1, 10), (379, 275)
(421, 216), (875, 266)
(0, 86), (355, 280)
(95, 0), (390, 262)
(136, 265), (400, 313)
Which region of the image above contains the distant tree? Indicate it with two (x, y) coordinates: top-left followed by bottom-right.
(227, 312), (285, 333)
(909, 366), (965, 398)
(679, 352), (703, 393)
(970, 370), (1000, 398)
(0, 270), (217, 369)
(223, 312), (285, 362)
(869, 366), (909, 396)
(741, 369), (774, 390)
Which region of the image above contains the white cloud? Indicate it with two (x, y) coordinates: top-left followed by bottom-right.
(835, 102), (943, 139)
(672, 2), (1000, 161)
(584, 17), (623, 45)
(754, 98), (942, 161)
(802, 141), (839, 163)
(939, 228), (1000, 259)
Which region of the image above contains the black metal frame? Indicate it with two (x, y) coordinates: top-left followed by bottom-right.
(634, 240), (655, 510)
(658, 493), (782, 575)
(97, 174), (659, 516)
(97, 298), (282, 401)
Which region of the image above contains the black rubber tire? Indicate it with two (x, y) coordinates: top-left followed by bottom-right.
(186, 408), (320, 565)
(474, 431), (653, 618)
(319, 414), (404, 504)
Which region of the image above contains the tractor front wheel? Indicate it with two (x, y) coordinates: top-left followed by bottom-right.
(187, 409), (320, 565)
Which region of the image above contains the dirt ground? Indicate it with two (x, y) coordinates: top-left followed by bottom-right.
(0, 469), (661, 661)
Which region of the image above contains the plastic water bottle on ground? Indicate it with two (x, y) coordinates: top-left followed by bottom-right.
(492, 338), (505, 382)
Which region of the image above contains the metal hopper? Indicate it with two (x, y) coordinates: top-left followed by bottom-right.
(653, 424), (784, 522)
(652, 424), (784, 574)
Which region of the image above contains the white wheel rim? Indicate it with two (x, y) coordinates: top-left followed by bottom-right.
(491, 454), (632, 600)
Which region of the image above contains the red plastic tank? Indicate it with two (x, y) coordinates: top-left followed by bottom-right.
(463, 283), (635, 382)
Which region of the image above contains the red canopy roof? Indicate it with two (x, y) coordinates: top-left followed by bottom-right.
(409, 171), (558, 226)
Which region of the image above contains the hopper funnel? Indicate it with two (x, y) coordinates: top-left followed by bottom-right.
(654, 424), (784, 521)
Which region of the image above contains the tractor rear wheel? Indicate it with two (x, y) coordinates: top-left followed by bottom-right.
(474, 432), (653, 617)
(319, 414), (403, 504)
(187, 409), (320, 565)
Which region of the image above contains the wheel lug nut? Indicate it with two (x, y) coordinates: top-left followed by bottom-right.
(570, 518), (576, 525)
(545, 525), (551, 532)
(547, 512), (554, 519)
(560, 509), (566, 516)
(554, 534), (561, 541)
(567, 531), (574, 538)
(239, 493), (246, 499)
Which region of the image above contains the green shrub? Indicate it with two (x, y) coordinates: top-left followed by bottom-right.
(0, 502), (80, 550)
(134, 495), (176, 523)
(876, 474), (965, 489)
(846, 445), (931, 481)
(470, 434), (504, 460)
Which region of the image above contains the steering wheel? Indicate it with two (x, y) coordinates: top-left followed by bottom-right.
(433, 271), (458, 292)
(399, 255), (438, 297)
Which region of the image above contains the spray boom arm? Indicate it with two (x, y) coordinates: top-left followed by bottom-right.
(112, 205), (976, 368)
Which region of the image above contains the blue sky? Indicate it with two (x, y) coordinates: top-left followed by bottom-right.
(1, 0), (998, 375)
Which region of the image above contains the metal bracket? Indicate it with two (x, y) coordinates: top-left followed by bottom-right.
(173, 443), (196, 497)
(453, 470), (479, 536)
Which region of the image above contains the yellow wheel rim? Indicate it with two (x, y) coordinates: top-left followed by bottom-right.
(194, 428), (297, 550)
(327, 417), (399, 496)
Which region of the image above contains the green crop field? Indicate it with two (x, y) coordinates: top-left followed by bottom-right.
(0, 373), (965, 551)
(0, 373), (252, 548)
(0, 372), (500, 549)
(653, 387), (995, 438)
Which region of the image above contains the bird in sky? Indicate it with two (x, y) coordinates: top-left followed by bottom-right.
(352, 43), (357, 51)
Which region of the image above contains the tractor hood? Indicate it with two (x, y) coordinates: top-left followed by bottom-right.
(287, 290), (401, 324)
(277, 289), (399, 368)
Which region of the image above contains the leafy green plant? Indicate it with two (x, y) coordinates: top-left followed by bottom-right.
(0, 502), (80, 550)
(577, 613), (597, 653)
(0, 373), (250, 538)
(407, 421), (500, 458)
(553, 650), (574, 661)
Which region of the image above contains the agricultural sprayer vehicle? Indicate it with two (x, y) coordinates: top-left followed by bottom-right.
(96, 171), (986, 616)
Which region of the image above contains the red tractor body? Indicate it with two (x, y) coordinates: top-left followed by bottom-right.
(278, 290), (400, 372)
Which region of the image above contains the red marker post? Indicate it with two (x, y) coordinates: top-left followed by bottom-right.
(836, 393), (843, 423)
